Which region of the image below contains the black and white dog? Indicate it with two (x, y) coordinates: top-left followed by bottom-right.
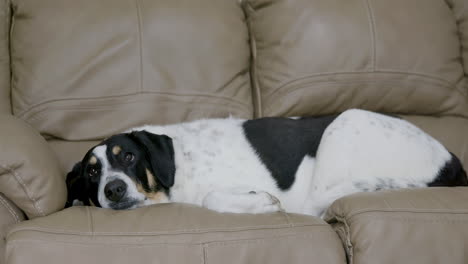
(66, 109), (468, 217)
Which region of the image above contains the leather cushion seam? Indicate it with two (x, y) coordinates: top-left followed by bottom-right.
(0, 194), (20, 223)
(16, 91), (252, 119)
(0, 164), (44, 217)
(365, 0), (376, 70)
(241, 0), (263, 118)
(7, 233), (331, 247)
(264, 78), (468, 114)
(263, 71), (464, 102)
(334, 208), (468, 221)
(7, 223), (330, 238)
(22, 97), (252, 124)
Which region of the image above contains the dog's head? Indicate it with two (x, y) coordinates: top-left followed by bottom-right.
(65, 130), (175, 210)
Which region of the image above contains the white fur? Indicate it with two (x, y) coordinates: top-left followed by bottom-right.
(90, 109), (451, 217)
(129, 118), (285, 213)
(302, 109), (451, 216)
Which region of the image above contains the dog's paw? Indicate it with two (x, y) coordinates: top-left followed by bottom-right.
(248, 191), (283, 213)
(202, 190), (283, 214)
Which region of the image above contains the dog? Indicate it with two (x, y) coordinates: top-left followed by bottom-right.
(65, 109), (468, 217)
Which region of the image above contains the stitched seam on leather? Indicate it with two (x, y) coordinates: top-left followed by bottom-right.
(344, 208), (468, 220)
(7, 0), (12, 114)
(7, 223), (328, 238)
(348, 215), (468, 225)
(264, 70), (459, 101)
(365, 0), (376, 71)
(23, 95), (250, 121)
(264, 79), (467, 114)
(242, 0), (263, 118)
(0, 194), (20, 223)
(202, 244), (207, 264)
(24, 102), (251, 128)
(134, 0), (143, 94)
(332, 216), (354, 264)
(264, 77), (465, 105)
(86, 207), (94, 235)
(0, 165), (44, 217)
(6, 240), (201, 247)
(7, 233), (330, 248)
(203, 232), (328, 247)
(16, 91), (252, 118)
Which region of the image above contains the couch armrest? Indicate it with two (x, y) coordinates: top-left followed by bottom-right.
(0, 115), (66, 219)
(0, 194), (25, 264)
(324, 187), (468, 264)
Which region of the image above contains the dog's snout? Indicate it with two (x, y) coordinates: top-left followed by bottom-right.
(104, 179), (127, 202)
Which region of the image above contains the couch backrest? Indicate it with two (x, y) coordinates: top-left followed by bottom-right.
(10, 0), (252, 140)
(448, 0), (468, 77)
(244, 0), (468, 117)
(0, 0), (10, 114)
(7, 0), (468, 142)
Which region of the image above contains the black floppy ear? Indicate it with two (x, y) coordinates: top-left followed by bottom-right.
(130, 131), (176, 188)
(65, 162), (89, 208)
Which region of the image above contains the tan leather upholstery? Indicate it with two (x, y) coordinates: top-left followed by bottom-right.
(0, 0), (10, 114)
(244, 0), (468, 118)
(325, 188), (468, 264)
(48, 140), (101, 177)
(2, 0), (468, 263)
(0, 194), (25, 264)
(0, 115), (65, 219)
(10, 0), (252, 141)
(447, 0), (468, 75)
(6, 205), (346, 264)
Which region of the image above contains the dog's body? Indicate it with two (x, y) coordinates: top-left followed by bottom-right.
(66, 109), (468, 217)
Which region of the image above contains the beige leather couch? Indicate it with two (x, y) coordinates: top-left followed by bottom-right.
(1, 0), (468, 263)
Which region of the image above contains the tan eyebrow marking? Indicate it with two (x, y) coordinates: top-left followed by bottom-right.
(146, 168), (156, 189)
(112, 145), (122, 155)
(89, 156), (97, 165)
(136, 184), (168, 203)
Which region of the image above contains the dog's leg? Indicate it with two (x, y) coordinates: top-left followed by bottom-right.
(202, 188), (283, 214)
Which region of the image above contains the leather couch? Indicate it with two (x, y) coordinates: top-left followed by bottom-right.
(1, 0), (468, 263)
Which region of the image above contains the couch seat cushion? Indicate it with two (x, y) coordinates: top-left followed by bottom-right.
(6, 204), (346, 264)
(325, 187), (468, 264)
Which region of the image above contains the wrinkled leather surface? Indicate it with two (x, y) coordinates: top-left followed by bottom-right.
(10, 0), (252, 141)
(0, 0), (10, 114)
(0, 194), (25, 264)
(0, 115), (66, 219)
(245, 0), (468, 117)
(6, 205), (346, 264)
(447, 0), (468, 76)
(325, 188), (468, 264)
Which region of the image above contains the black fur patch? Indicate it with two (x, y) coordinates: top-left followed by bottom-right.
(428, 152), (468, 187)
(243, 115), (338, 190)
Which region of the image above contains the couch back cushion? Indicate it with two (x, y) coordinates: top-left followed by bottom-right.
(245, 0), (468, 117)
(10, 0), (252, 140)
(0, 0), (10, 114)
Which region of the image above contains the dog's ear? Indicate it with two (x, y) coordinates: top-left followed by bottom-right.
(130, 131), (175, 189)
(65, 162), (89, 208)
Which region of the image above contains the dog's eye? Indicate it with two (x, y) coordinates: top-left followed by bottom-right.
(88, 167), (98, 177)
(124, 152), (135, 163)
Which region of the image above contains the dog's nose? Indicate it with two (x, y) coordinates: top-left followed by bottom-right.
(104, 179), (127, 202)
